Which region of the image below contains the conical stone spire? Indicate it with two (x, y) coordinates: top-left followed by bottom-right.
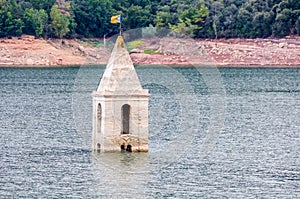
(97, 36), (148, 96)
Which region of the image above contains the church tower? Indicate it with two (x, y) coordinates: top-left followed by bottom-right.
(92, 36), (149, 152)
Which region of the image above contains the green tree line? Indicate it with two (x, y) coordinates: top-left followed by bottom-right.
(0, 0), (300, 39)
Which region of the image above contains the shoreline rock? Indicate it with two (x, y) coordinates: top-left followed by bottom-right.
(1, 36), (300, 67)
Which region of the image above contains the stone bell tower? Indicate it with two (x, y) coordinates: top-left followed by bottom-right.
(92, 36), (149, 152)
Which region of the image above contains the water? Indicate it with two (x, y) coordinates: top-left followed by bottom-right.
(0, 66), (299, 198)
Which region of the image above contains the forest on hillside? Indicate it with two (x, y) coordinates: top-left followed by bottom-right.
(0, 0), (300, 39)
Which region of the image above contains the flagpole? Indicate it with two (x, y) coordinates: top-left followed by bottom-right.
(119, 14), (122, 36)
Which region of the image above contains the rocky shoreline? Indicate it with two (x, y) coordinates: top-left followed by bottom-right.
(1, 35), (300, 67)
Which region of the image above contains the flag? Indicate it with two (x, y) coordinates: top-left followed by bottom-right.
(111, 14), (121, 24)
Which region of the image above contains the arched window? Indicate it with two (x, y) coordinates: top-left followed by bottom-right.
(97, 103), (102, 134)
(121, 104), (130, 134)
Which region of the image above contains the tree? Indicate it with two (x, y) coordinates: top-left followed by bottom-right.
(296, 16), (300, 35)
(170, 4), (209, 37)
(1, 0), (300, 39)
(236, 8), (253, 37)
(128, 0), (151, 8)
(170, 18), (198, 37)
(30, 0), (56, 13)
(87, 0), (113, 37)
(50, 4), (70, 38)
(272, 8), (293, 37)
(66, 6), (77, 38)
(73, 0), (113, 37)
(125, 5), (152, 29)
(154, 11), (171, 28)
(211, 1), (224, 38)
(252, 12), (273, 38)
(0, 0), (24, 37)
(110, 0), (130, 12)
(219, 4), (239, 38)
(24, 8), (48, 37)
(71, 0), (89, 37)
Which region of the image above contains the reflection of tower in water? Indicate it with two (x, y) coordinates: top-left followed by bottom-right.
(92, 153), (149, 197)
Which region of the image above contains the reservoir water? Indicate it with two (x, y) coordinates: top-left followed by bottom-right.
(0, 66), (299, 198)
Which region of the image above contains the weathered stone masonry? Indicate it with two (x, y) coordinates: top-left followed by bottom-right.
(92, 36), (150, 152)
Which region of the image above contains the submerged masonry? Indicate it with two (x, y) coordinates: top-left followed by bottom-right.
(92, 36), (149, 152)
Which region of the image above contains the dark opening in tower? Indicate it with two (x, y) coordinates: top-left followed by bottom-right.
(97, 103), (102, 134)
(121, 104), (130, 134)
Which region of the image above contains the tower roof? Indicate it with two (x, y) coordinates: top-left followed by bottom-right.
(96, 36), (148, 96)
